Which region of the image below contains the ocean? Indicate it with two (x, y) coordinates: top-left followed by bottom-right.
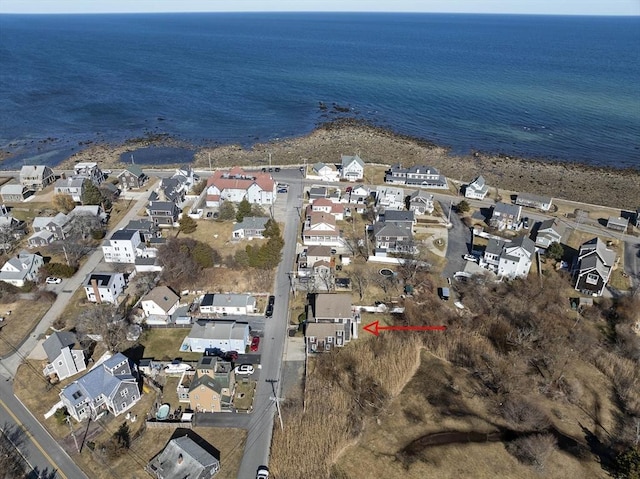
(0, 13), (639, 169)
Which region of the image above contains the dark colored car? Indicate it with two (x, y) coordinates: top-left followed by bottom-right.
(250, 337), (260, 352)
(265, 304), (274, 318)
(268, 295), (275, 306)
(274, 167), (281, 172)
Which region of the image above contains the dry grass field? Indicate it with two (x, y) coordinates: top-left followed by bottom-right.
(137, 328), (201, 362)
(0, 297), (53, 356)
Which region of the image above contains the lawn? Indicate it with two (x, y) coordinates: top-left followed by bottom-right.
(137, 328), (201, 362)
(233, 379), (256, 411)
(0, 297), (53, 356)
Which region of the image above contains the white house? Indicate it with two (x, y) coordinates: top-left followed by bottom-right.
(376, 186), (405, 210)
(42, 331), (87, 381)
(302, 212), (341, 246)
(311, 162), (339, 182)
(341, 154), (365, 181)
(515, 193), (553, 211)
(232, 216), (269, 240)
(465, 176), (489, 200)
(205, 167), (275, 207)
(0, 251), (44, 287)
(408, 190), (434, 215)
(102, 229), (142, 263)
(482, 237), (535, 279)
(84, 272), (126, 304)
(73, 162), (105, 186)
(534, 218), (566, 249)
(20, 165), (56, 191)
(306, 198), (345, 221)
(181, 320), (251, 353)
(384, 164), (448, 189)
(199, 293), (256, 315)
(141, 286), (180, 323)
(54, 177), (85, 203)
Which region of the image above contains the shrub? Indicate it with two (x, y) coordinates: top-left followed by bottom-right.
(507, 433), (557, 471)
(42, 263), (77, 278)
(613, 446), (640, 479)
(53, 407), (68, 425)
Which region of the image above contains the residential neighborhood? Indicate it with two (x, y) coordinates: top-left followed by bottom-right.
(0, 157), (638, 479)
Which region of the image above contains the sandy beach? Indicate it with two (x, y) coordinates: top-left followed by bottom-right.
(54, 120), (639, 210)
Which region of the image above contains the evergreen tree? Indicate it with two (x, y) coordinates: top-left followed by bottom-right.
(218, 201), (235, 221)
(546, 242), (564, 261)
(81, 180), (103, 206)
(236, 198), (252, 222)
(178, 212), (198, 234)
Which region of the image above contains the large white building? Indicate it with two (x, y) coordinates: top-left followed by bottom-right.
(181, 320), (251, 353)
(482, 237), (535, 279)
(102, 229), (142, 263)
(205, 167), (275, 207)
(84, 272), (126, 304)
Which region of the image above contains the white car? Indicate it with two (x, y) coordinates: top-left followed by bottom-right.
(256, 465), (269, 479)
(235, 364), (255, 375)
(164, 362), (193, 374)
(463, 254), (477, 262)
(45, 277), (62, 284)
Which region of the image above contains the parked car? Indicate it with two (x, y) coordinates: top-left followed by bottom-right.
(265, 304), (274, 318)
(250, 337), (260, 352)
(224, 351), (239, 362)
(438, 287), (450, 301)
(523, 217), (529, 228)
(274, 167), (281, 172)
(45, 277), (62, 284)
(256, 465), (269, 479)
(268, 295), (275, 306)
(463, 254), (477, 262)
(235, 364), (255, 375)
(277, 188), (288, 194)
(206, 211), (213, 218)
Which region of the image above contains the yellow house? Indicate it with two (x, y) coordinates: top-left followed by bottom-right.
(188, 356), (234, 413)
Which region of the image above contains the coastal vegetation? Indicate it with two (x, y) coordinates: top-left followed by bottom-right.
(270, 270), (640, 478)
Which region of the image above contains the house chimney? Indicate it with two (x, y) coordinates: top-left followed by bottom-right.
(91, 278), (101, 304)
(177, 453), (183, 465)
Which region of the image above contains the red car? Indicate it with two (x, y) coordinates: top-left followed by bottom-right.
(250, 337), (260, 352)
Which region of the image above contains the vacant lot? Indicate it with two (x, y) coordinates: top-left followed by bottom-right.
(138, 328), (201, 362)
(0, 297), (53, 356)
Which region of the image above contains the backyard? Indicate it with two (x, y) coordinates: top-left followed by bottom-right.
(0, 296), (53, 356)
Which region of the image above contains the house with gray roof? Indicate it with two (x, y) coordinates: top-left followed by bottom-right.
(408, 189), (434, 215)
(148, 201), (181, 227)
(515, 193), (553, 211)
(27, 230), (55, 248)
(181, 320), (250, 353)
(146, 434), (220, 479)
(306, 293), (357, 353)
(59, 352), (140, 422)
(606, 216), (629, 232)
(1, 183), (29, 202)
(54, 177), (85, 202)
(42, 331), (86, 381)
(481, 237), (535, 279)
(198, 293), (256, 315)
(384, 164), (448, 189)
(73, 162), (105, 185)
(574, 237), (616, 297)
(372, 222), (415, 256)
(341, 154), (365, 181)
(141, 286), (180, 324)
(311, 162), (339, 182)
(20, 165), (55, 191)
(32, 212), (70, 240)
(534, 218), (566, 249)
(232, 216), (269, 240)
(379, 209), (415, 232)
(125, 218), (161, 242)
(117, 165), (148, 190)
(490, 202), (522, 231)
(465, 176), (489, 200)
(0, 251), (44, 287)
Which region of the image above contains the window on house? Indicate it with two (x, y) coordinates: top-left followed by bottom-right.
(122, 402), (126, 409)
(121, 389), (128, 398)
(586, 273), (599, 285)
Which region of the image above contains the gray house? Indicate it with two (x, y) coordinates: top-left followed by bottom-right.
(20, 165), (56, 191)
(574, 237), (616, 297)
(490, 202), (522, 230)
(384, 164), (448, 189)
(54, 177), (85, 203)
(148, 201), (181, 227)
(1, 184), (29, 202)
(606, 216), (629, 232)
(408, 189), (434, 215)
(42, 331), (86, 381)
(534, 218), (566, 249)
(59, 353), (140, 422)
(146, 434), (220, 479)
(232, 216), (269, 240)
(32, 212), (70, 240)
(117, 165), (148, 190)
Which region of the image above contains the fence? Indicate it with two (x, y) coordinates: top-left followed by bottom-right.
(145, 420), (193, 429)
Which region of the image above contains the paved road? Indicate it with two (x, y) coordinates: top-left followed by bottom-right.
(624, 241), (640, 289)
(235, 171), (304, 478)
(0, 190), (151, 479)
(441, 199), (472, 280)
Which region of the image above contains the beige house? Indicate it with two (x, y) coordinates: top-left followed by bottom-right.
(178, 356), (235, 413)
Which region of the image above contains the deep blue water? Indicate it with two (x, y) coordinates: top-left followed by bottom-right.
(0, 13), (639, 169)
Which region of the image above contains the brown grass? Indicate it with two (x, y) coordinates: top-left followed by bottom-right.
(55, 288), (92, 331)
(0, 297), (53, 356)
(138, 328), (201, 362)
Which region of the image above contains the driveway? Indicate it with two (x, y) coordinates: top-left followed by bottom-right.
(441, 200), (472, 280)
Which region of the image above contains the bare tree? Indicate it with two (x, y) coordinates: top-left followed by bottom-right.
(76, 304), (129, 352)
(0, 424), (28, 479)
(348, 264), (371, 301)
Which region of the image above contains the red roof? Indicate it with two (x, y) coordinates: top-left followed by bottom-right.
(206, 168), (275, 193)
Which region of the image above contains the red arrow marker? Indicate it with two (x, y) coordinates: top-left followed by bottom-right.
(363, 320), (447, 336)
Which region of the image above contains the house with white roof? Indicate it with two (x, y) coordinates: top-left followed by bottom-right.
(59, 352), (140, 422)
(0, 251), (44, 287)
(83, 272), (126, 304)
(311, 162), (339, 182)
(181, 320), (250, 353)
(515, 193), (553, 211)
(205, 167), (275, 207)
(42, 331), (87, 381)
(341, 154), (365, 181)
(574, 237), (616, 297)
(199, 293), (256, 315)
(376, 186), (405, 210)
(20, 165), (55, 191)
(465, 176), (489, 200)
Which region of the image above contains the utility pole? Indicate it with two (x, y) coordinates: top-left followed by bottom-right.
(66, 417), (80, 453)
(208, 153), (212, 171)
(268, 152), (272, 168)
(266, 379), (284, 430)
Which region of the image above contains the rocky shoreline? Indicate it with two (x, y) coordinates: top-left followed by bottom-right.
(52, 120), (639, 210)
